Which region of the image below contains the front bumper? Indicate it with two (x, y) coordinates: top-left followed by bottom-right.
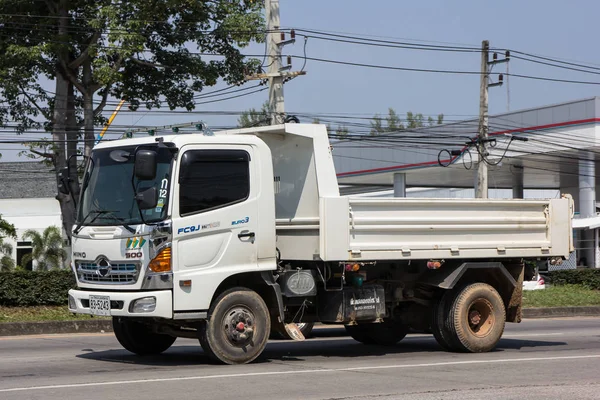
(68, 289), (173, 319)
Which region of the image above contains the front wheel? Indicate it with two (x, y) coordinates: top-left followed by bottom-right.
(199, 287), (271, 365)
(112, 317), (176, 355)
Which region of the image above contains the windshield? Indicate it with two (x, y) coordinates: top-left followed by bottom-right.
(77, 145), (174, 226)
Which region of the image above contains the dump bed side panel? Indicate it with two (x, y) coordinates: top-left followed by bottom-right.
(319, 196), (573, 261)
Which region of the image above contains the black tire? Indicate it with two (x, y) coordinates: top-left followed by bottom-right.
(345, 324), (375, 344)
(199, 287), (271, 365)
(367, 320), (408, 346)
(445, 283), (506, 353)
(431, 290), (459, 351)
(270, 322), (315, 339)
(112, 317), (176, 356)
(346, 320), (408, 346)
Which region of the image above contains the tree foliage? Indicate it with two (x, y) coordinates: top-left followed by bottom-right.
(311, 118), (349, 137)
(0, 215), (16, 272)
(237, 101), (270, 128)
(21, 226), (67, 271)
(370, 108), (444, 135)
(0, 0), (264, 239)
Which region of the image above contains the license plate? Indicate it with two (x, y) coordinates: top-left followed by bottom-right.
(89, 295), (111, 316)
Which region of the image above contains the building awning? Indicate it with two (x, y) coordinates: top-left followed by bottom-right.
(573, 215), (600, 230)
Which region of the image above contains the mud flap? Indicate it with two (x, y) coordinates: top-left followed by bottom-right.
(505, 263), (525, 323)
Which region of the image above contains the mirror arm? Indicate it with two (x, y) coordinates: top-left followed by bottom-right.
(63, 154), (91, 210)
(131, 146), (149, 226)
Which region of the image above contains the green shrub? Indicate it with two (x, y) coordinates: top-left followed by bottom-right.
(0, 270), (76, 306)
(548, 269), (600, 290)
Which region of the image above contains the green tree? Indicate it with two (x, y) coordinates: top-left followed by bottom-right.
(21, 226), (67, 271)
(370, 114), (384, 136)
(0, 1), (264, 240)
(437, 113), (444, 125)
(386, 108), (404, 131)
(311, 118), (348, 137)
(370, 108), (444, 135)
(335, 125), (349, 136)
(0, 215), (16, 272)
(238, 101), (270, 128)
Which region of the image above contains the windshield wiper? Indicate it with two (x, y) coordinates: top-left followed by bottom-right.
(73, 210), (117, 235)
(100, 212), (136, 234)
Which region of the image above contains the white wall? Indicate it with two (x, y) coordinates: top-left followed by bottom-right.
(1, 197), (62, 269)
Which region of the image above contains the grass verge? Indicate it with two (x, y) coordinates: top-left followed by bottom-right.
(522, 284), (600, 308)
(0, 306), (109, 323)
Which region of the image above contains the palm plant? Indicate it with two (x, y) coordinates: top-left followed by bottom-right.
(0, 214), (16, 271)
(0, 241), (14, 271)
(22, 226), (67, 271)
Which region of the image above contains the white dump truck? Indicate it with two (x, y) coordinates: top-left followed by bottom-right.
(65, 124), (573, 364)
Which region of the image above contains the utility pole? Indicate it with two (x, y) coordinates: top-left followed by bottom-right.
(475, 40), (490, 199)
(475, 40), (509, 198)
(246, 0), (306, 125)
(266, 0), (283, 125)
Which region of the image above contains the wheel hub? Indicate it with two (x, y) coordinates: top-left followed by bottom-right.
(224, 307), (255, 347)
(469, 310), (481, 325)
(467, 299), (495, 338)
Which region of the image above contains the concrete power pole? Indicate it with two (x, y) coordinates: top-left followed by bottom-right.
(266, 0), (284, 125)
(246, 0), (306, 125)
(475, 41), (508, 198)
(475, 40), (490, 199)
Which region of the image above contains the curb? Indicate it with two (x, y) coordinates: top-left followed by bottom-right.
(0, 319), (113, 337)
(522, 306), (600, 319)
(2, 307), (600, 336)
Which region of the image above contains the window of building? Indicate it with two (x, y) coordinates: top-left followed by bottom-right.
(16, 241), (32, 271)
(178, 150), (250, 216)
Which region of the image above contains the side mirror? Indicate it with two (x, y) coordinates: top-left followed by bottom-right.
(135, 187), (158, 210)
(57, 167), (70, 195)
(134, 150), (157, 180)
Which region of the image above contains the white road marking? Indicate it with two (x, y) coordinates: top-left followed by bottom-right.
(1, 354), (600, 393)
(0, 333), (109, 341)
(502, 332), (565, 338)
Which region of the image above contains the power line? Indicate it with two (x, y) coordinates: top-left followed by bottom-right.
(294, 28), (481, 52)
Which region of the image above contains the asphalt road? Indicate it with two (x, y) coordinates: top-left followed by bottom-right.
(1, 318), (600, 400)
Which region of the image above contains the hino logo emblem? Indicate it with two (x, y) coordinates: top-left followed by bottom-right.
(95, 257), (112, 277)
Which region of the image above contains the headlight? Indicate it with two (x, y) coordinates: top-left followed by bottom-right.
(68, 295), (76, 310)
(130, 297), (157, 313)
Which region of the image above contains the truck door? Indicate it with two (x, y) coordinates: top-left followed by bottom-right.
(171, 145), (261, 312)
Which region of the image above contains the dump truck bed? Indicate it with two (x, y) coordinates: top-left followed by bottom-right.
(276, 195), (573, 261)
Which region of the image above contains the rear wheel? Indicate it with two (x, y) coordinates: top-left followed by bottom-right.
(199, 287), (271, 365)
(346, 320), (408, 346)
(431, 291), (458, 351)
(443, 283), (506, 353)
(345, 324), (374, 344)
(112, 317), (176, 356)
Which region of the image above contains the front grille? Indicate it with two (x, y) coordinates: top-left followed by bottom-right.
(77, 261), (141, 284)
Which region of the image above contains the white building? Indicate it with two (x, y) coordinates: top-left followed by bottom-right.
(0, 162), (63, 270)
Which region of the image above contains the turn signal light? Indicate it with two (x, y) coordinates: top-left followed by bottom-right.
(149, 247), (171, 273)
(427, 261), (442, 269)
(345, 263), (361, 272)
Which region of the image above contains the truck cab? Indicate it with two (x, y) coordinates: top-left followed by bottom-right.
(69, 132), (279, 317)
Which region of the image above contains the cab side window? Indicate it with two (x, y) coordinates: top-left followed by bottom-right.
(178, 150), (250, 216)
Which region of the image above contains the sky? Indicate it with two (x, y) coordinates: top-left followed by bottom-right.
(3, 0), (600, 161)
